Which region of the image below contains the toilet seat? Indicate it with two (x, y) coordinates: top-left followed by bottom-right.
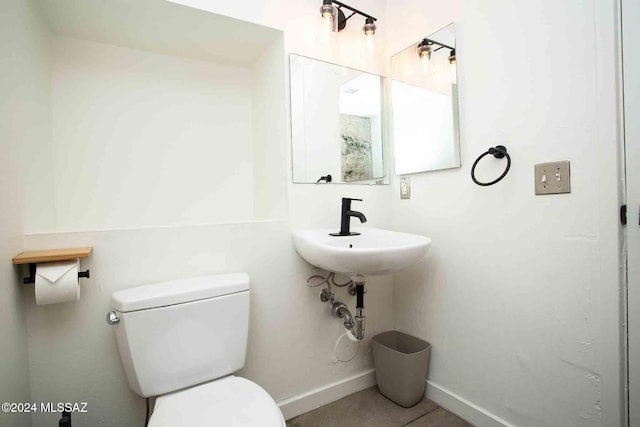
(148, 376), (285, 427)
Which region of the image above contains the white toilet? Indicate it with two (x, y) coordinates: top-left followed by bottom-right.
(109, 273), (285, 426)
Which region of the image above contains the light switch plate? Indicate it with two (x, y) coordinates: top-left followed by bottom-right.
(400, 177), (411, 199)
(535, 161), (571, 195)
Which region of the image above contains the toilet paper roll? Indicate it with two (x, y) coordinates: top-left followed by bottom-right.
(35, 259), (80, 306)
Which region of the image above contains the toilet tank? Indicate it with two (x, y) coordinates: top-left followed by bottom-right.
(110, 273), (250, 397)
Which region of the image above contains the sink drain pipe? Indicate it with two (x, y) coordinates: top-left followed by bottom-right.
(331, 281), (366, 342)
(309, 271), (366, 342)
(353, 282), (365, 340)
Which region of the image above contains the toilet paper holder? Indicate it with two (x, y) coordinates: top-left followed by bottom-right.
(22, 263), (90, 285)
(12, 247), (93, 285)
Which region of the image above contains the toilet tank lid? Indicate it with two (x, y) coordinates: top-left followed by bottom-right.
(111, 273), (250, 313)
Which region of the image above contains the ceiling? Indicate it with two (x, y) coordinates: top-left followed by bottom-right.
(36, 0), (282, 67)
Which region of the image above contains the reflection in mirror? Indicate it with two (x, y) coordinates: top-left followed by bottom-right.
(391, 23), (461, 175)
(290, 54), (388, 184)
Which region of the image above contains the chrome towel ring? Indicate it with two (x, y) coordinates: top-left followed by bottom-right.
(471, 145), (511, 186)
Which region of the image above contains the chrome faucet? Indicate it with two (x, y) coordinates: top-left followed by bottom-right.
(330, 198), (367, 236)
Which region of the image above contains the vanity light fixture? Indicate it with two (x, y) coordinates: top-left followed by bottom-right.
(448, 49), (456, 65)
(319, 0), (378, 39)
(363, 17), (377, 36)
(418, 38), (456, 77)
(320, 0), (338, 34)
(363, 17), (376, 53)
(417, 39), (433, 70)
(449, 49), (457, 83)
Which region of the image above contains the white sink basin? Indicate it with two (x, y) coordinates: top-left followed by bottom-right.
(292, 228), (432, 277)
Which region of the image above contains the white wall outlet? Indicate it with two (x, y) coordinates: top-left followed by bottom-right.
(400, 177), (411, 199)
(535, 161), (571, 195)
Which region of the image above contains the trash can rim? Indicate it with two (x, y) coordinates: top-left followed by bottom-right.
(372, 330), (430, 354)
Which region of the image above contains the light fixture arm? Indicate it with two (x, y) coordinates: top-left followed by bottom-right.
(320, 0), (377, 36)
(421, 37), (454, 51)
(330, 0), (377, 22)
(339, 8), (357, 23)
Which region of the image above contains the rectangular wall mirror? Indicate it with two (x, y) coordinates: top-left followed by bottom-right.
(391, 23), (461, 175)
(290, 54), (388, 184)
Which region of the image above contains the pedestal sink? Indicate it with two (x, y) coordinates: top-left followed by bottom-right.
(292, 228), (432, 278)
(293, 228), (431, 342)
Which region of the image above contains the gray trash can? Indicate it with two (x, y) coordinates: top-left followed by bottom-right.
(372, 331), (431, 407)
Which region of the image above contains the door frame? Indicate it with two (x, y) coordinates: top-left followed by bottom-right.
(595, 0), (627, 425)
(621, 0), (640, 424)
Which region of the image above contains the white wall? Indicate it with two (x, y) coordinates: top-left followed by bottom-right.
(251, 35), (288, 219)
(386, 0), (623, 426)
(41, 36), (255, 232)
(0, 1), (51, 426)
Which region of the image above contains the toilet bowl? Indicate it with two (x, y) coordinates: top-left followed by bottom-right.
(109, 273), (285, 426)
(149, 376), (284, 427)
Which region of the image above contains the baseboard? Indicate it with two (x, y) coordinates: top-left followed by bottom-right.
(277, 369), (377, 420)
(426, 380), (514, 427)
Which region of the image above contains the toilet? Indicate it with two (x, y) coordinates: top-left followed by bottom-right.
(109, 273), (285, 426)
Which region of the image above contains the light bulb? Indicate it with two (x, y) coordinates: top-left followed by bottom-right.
(421, 52), (431, 71)
(417, 39), (432, 72)
(366, 34), (374, 54)
(320, 1), (335, 35)
(363, 17), (376, 55)
(323, 13), (333, 34)
(449, 49), (456, 83)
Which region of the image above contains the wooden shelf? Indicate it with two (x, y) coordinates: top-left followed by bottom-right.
(12, 247), (93, 265)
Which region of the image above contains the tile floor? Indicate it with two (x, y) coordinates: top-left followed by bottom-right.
(286, 386), (474, 427)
